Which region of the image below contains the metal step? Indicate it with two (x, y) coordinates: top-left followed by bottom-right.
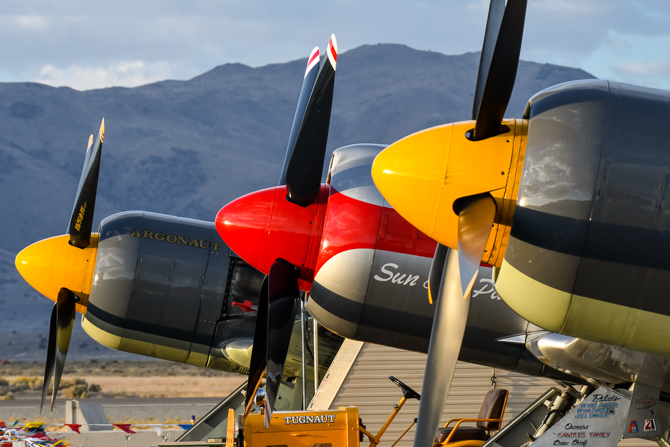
(177, 381), (247, 442)
(485, 387), (564, 447)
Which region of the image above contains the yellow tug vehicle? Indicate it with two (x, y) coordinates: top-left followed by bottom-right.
(243, 407), (361, 447)
(235, 376), (420, 447)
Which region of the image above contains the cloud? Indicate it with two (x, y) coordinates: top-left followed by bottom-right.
(15, 14), (48, 30)
(611, 61), (670, 89)
(518, 1), (670, 89)
(532, 0), (601, 15)
(613, 61), (670, 76)
(35, 60), (177, 90)
(3, 0), (670, 90)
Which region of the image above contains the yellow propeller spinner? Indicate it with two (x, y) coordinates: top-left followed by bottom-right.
(371, 119), (527, 268)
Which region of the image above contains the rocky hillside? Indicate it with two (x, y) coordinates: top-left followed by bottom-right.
(0, 44), (594, 359)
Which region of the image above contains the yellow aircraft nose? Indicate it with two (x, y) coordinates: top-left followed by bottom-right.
(15, 234), (98, 313)
(372, 123), (456, 247)
(372, 120), (526, 267)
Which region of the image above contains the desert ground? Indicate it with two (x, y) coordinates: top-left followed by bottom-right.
(1, 359), (246, 398)
(0, 359), (246, 424)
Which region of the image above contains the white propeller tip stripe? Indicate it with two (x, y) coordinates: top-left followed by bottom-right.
(328, 34), (337, 70)
(86, 134), (94, 153)
(305, 47), (320, 78)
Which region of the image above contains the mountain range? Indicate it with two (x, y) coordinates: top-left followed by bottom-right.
(0, 43), (593, 360)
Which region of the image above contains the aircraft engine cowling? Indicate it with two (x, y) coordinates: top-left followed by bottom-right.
(496, 79), (670, 356)
(82, 211), (265, 373)
(306, 144), (435, 351)
(306, 145), (569, 380)
(308, 246), (435, 352)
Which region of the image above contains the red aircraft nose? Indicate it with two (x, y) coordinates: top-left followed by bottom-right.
(216, 186), (327, 289)
(216, 188), (274, 272)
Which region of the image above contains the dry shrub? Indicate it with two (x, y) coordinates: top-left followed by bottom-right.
(10, 376), (42, 392)
(0, 376), (9, 397)
(59, 377), (102, 399)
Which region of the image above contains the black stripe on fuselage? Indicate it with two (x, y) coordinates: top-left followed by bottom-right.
(309, 280), (433, 352)
(507, 206), (670, 315)
(86, 301), (209, 345)
(510, 206), (670, 268)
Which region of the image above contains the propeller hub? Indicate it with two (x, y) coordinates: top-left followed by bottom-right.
(372, 119), (527, 267)
(15, 234), (97, 313)
(216, 185), (327, 289)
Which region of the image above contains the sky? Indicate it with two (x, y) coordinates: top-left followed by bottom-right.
(1, 0), (670, 91)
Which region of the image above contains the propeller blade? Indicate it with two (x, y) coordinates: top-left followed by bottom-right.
(471, 0), (527, 140)
(456, 194), (496, 298)
(264, 258), (300, 428)
(428, 243), (449, 304)
(40, 303), (58, 413)
(242, 276), (269, 420)
(284, 34), (337, 207)
(279, 46), (321, 186)
(41, 288), (77, 413)
(471, 0), (504, 122)
(52, 288), (77, 411)
(413, 248), (469, 447)
(68, 118), (105, 248)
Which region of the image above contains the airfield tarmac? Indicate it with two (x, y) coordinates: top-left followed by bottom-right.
(0, 396), (223, 447)
(0, 396), (222, 423)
